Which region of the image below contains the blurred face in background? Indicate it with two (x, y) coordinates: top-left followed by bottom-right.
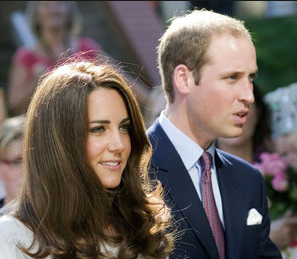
(0, 139), (23, 195)
(36, 1), (70, 30)
(274, 132), (297, 171)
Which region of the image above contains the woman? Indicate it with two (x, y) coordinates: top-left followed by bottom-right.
(7, 1), (101, 116)
(0, 115), (25, 208)
(0, 58), (175, 258)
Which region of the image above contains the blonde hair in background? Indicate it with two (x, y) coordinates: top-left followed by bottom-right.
(0, 115), (25, 158)
(25, 1), (82, 39)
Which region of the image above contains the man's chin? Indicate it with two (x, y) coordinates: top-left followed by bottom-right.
(224, 128), (244, 138)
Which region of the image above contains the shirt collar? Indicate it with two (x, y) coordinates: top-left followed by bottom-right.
(159, 111), (215, 170)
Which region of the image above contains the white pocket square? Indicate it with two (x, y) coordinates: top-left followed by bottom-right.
(247, 208), (262, 225)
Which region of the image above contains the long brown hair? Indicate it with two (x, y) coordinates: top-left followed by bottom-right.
(10, 58), (175, 258)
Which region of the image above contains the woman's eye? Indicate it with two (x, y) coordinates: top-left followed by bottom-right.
(90, 126), (104, 134)
(120, 123), (131, 133)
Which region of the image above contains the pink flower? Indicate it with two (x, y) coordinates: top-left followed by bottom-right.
(254, 152), (288, 192)
(254, 152), (297, 221)
(271, 173), (288, 192)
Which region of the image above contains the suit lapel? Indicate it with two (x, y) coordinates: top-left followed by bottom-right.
(215, 152), (245, 259)
(148, 122), (219, 258)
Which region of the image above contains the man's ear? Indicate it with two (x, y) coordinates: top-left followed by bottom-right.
(173, 64), (192, 95)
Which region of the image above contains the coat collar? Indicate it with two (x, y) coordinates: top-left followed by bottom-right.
(147, 121), (246, 258)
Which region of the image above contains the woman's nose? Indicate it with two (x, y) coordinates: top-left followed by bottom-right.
(107, 132), (125, 152)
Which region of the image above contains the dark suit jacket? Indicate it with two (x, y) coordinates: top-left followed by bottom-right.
(147, 120), (282, 259)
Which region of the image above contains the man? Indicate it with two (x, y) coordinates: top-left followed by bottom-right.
(147, 9), (282, 259)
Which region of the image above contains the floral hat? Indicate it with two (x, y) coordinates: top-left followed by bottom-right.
(264, 82), (297, 140)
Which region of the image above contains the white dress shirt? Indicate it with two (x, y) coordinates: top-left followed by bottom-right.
(159, 111), (224, 226)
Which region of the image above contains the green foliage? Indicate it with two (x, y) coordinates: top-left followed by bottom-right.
(245, 15), (297, 94)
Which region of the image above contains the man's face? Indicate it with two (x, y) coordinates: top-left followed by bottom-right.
(184, 33), (258, 147)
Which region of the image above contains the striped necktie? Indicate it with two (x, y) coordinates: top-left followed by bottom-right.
(200, 152), (225, 259)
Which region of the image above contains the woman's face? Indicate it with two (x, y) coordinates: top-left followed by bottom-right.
(87, 88), (131, 189)
(0, 139), (23, 191)
(37, 1), (70, 30)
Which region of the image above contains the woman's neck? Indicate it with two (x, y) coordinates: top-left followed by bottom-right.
(39, 28), (72, 60)
(3, 191), (15, 206)
(3, 181), (21, 205)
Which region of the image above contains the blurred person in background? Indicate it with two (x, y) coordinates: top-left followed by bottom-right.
(7, 1), (102, 116)
(264, 82), (297, 258)
(0, 87), (7, 201)
(265, 82), (297, 171)
(0, 115), (25, 209)
(0, 88), (7, 125)
(143, 86), (166, 128)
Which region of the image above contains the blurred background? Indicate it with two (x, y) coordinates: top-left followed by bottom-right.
(1, 1), (297, 198)
(1, 1), (297, 98)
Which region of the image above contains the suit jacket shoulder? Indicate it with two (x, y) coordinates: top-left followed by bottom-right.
(146, 120), (282, 259)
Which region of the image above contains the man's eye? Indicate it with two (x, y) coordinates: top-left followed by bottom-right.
(226, 75), (237, 81)
(249, 73), (257, 82)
